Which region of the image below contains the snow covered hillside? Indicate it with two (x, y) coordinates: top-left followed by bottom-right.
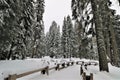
(0, 58), (120, 80)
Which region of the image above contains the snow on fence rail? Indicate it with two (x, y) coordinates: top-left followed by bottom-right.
(76, 61), (98, 66)
(4, 61), (74, 80)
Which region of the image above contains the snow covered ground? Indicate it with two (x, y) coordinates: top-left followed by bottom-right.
(0, 57), (120, 80)
(84, 63), (120, 80)
(18, 65), (81, 80)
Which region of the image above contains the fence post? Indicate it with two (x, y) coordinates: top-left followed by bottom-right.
(80, 66), (83, 75)
(41, 67), (46, 75)
(82, 72), (86, 80)
(55, 64), (60, 70)
(8, 74), (17, 80)
(67, 62), (70, 66)
(90, 73), (93, 80)
(62, 63), (65, 68)
(71, 62), (74, 65)
(82, 61), (84, 66)
(94, 63), (97, 66)
(46, 66), (49, 75)
(76, 62), (78, 64)
(84, 64), (87, 70)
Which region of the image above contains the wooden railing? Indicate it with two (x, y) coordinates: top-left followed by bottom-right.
(78, 61), (98, 80)
(4, 61), (74, 80)
(4, 66), (48, 80)
(4, 60), (98, 80)
(80, 66), (93, 80)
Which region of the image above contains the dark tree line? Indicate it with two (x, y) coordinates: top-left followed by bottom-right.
(0, 0), (45, 60)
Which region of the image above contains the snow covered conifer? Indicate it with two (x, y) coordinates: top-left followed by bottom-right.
(46, 21), (61, 58)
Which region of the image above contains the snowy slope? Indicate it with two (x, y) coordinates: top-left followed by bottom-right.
(84, 63), (120, 80)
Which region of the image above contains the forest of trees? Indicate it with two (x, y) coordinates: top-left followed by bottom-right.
(0, 0), (120, 72)
(0, 0), (45, 59)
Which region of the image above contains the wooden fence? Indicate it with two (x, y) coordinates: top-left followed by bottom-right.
(79, 61), (98, 80)
(4, 60), (97, 80)
(4, 61), (74, 80)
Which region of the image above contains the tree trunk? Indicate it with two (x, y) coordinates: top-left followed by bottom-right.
(77, 20), (83, 58)
(103, 3), (119, 67)
(104, 29), (111, 61)
(109, 20), (119, 66)
(90, 0), (109, 72)
(102, 9), (111, 63)
(7, 42), (14, 60)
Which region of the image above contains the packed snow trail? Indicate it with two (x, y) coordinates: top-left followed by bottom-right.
(17, 65), (82, 80)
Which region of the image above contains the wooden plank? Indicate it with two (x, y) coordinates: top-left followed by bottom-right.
(49, 66), (56, 70)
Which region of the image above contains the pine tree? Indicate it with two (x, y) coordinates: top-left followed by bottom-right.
(71, 0), (109, 72)
(74, 21), (82, 58)
(45, 32), (50, 56)
(66, 16), (74, 58)
(37, 31), (46, 57)
(56, 26), (61, 57)
(0, 0), (11, 59)
(31, 0), (45, 58)
(19, 0), (35, 59)
(0, 0), (23, 59)
(46, 21), (61, 58)
(61, 17), (68, 58)
(90, 0), (109, 72)
(61, 16), (75, 58)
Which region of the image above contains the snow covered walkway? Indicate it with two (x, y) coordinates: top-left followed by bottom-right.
(18, 65), (82, 80)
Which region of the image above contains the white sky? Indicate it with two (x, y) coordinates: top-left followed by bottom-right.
(43, 0), (120, 33)
(43, 0), (72, 33)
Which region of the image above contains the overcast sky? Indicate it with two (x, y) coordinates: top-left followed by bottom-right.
(43, 0), (72, 33)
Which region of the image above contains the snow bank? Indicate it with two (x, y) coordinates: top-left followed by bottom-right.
(86, 63), (120, 80)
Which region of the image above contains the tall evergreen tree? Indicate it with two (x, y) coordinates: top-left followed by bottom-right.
(67, 16), (74, 57)
(74, 21), (82, 58)
(61, 17), (68, 58)
(61, 16), (75, 58)
(31, 0), (45, 58)
(101, 1), (120, 66)
(71, 0), (109, 72)
(46, 21), (61, 58)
